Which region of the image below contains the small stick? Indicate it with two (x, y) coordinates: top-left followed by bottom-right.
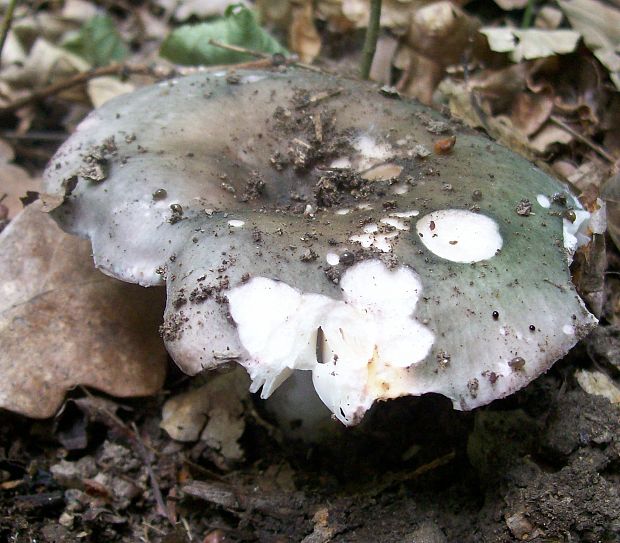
(208, 38), (269, 59)
(0, 0), (18, 62)
(360, 0), (383, 80)
(131, 422), (176, 525)
(549, 115), (615, 164)
(208, 38), (325, 73)
(0, 63), (138, 115)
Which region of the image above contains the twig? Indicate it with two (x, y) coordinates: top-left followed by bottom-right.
(0, 63), (138, 115)
(208, 38), (324, 73)
(131, 422), (176, 525)
(360, 0), (383, 80)
(550, 115), (616, 164)
(208, 38), (269, 59)
(0, 0), (18, 62)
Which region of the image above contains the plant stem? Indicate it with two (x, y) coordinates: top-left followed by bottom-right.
(521, 0), (536, 29)
(0, 0), (18, 63)
(360, 0), (382, 80)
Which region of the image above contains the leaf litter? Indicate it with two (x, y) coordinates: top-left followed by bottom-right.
(0, 0), (618, 541)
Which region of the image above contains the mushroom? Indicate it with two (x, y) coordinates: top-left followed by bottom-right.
(43, 69), (597, 429)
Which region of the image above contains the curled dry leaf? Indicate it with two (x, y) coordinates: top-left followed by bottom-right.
(161, 368), (249, 462)
(480, 28), (581, 62)
(558, 0), (620, 89)
(575, 369), (620, 404)
(0, 204), (167, 418)
(0, 148), (41, 220)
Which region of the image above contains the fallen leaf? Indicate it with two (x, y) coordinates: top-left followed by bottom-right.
(289, 0), (322, 63)
(62, 14), (129, 67)
(0, 203), (167, 418)
(160, 4), (288, 66)
(558, 0), (620, 89)
(161, 368), (249, 461)
(492, 0), (528, 9)
(575, 369), (620, 404)
(528, 123), (574, 154)
(534, 6), (564, 30)
(0, 150), (41, 220)
(2, 38), (90, 90)
(480, 27), (581, 62)
(509, 90), (554, 137)
(87, 76), (136, 108)
(156, 0), (249, 21)
(601, 172), (620, 251)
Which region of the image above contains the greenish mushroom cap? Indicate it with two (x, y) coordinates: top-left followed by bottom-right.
(43, 69), (597, 427)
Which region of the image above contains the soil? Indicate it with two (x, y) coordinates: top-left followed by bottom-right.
(1, 333), (618, 542)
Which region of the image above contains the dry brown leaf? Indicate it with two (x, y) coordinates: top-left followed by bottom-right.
(528, 123), (574, 154)
(0, 204), (167, 418)
(492, 0), (528, 9)
(534, 6), (564, 30)
(480, 27), (580, 62)
(0, 151), (41, 220)
(87, 77), (136, 108)
(575, 369), (620, 404)
(406, 1), (480, 62)
(370, 34), (399, 84)
(290, 0), (322, 63)
(161, 369), (249, 461)
(509, 90), (554, 137)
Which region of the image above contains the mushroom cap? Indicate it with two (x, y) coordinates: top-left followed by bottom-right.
(43, 69), (597, 426)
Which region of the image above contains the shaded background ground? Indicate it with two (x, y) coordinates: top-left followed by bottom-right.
(0, 0), (619, 541)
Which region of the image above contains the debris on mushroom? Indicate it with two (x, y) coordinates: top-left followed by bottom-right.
(43, 69), (599, 430)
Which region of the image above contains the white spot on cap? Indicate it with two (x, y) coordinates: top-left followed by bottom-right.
(562, 324), (575, 335)
(326, 252), (340, 265)
(330, 157), (351, 169)
(392, 184), (409, 195)
(390, 210), (420, 218)
(354, 135), (393, 170)
(537, 194), (551, 208)
(335, 208), (351, 215)
(361, 163), (403, 181)
(416, 209), (503, 263)
(227, 219), (245, 228)
(380, 217), (409, 231)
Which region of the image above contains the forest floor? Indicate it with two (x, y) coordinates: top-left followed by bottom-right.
(0, 1), (619, 541)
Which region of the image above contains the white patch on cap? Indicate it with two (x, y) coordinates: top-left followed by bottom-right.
(392, 184), (409, 195)
(416, 209), (503, 263)
(562, 324), (575, 335)
(330, 157), (351, 169)
(335, 208), (351, 215)
(361, 163), (403, 181)
(354, 135), (393, 171)
(390, 210), (420, 218)
(227, 219), (245, 228)
(537, 194), (551, 208)
(227, 260), (434, 425)
(380, 217), (409, 231)
(326, 252), (340, 265)
(350, 231), (399, 253)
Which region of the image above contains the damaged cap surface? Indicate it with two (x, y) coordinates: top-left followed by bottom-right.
(44, 69), (597, 426)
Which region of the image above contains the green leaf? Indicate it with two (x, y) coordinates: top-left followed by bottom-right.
(63, 14), (129, 67)
(160, 4), (288, 66)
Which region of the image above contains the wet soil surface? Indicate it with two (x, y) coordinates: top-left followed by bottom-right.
(0, 337), (618, 543)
